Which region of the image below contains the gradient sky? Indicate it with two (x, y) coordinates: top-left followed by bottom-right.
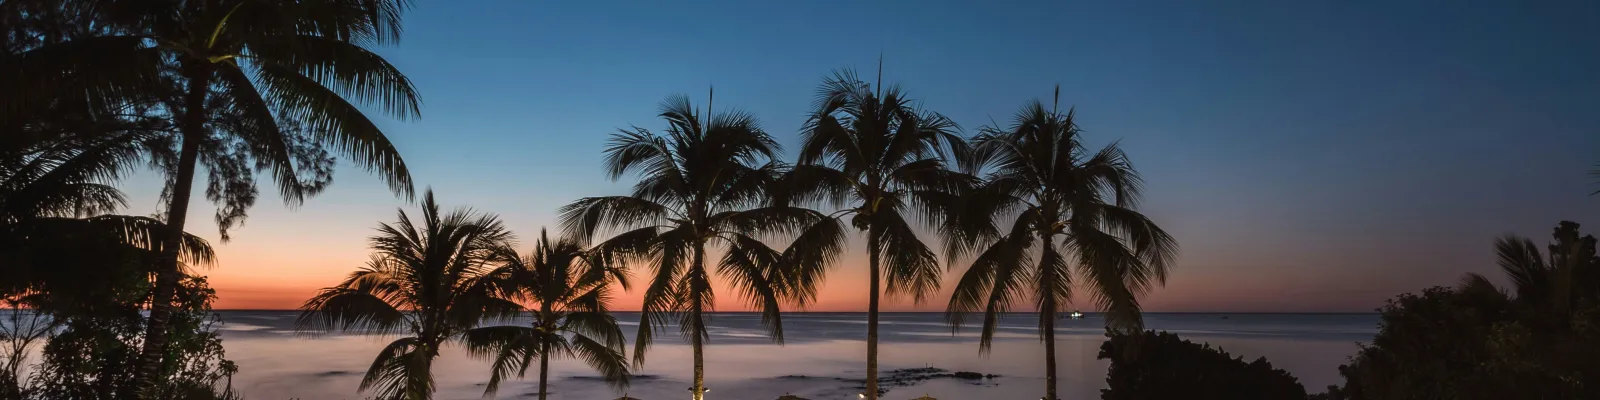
(116, 0), (1600, 312)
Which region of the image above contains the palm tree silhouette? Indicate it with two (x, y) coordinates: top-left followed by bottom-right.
(465, 230), (631, 399)
(297, 191), (519, 400)
(1461, 221), (1600, 322)
(561, 93), (826, 400)
(778, 69), (972, 399)
(947, 91), (1177, 400)
(1, 130), (215, 303)
(31, 1), (426, 390)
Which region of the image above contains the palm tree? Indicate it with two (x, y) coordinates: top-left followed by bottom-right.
(19, 1), (425, 391)
(297, 191), (518, 400)
(946, 92), (1177, 400)
(464, 230), (631, 399)
(1, 129), (215, 304)
(780, 70), (970, 399)
(561, 93), (832, 400)
(1460, 221), (1600, 322)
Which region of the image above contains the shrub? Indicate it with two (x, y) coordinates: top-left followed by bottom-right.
(1321, 287), (1600, 400)
(1099, 330), (1308, 400)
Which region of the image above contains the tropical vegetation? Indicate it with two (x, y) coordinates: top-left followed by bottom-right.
(1099, 330), (1308, 400)
(24, 1), (1595, 399)
(1317, 221), (1600, 400)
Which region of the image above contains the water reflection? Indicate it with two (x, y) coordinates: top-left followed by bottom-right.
(216, 312), (1374, 399)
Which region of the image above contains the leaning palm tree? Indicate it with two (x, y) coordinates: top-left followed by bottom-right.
(465, 230), (630, 399)
(561, 93), (832, 400)
(297, 191), (518, 400)
(780, 69), (970, 399)
(52, 1), (424, 391)
(946, 92), (1177, 400)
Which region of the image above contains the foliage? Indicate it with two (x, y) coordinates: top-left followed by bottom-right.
(5, 0), (424, 392)
(298, 190), (519, 400)
(464, 230), (630, 399)
(27, 276), (238, 400)
(1321, 221), (1600, 400)
(1098, 330), (1308, 400)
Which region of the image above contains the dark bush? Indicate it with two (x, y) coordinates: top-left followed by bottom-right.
(1099, 330), (1308, 400)
(1321, 287), (1600, 400)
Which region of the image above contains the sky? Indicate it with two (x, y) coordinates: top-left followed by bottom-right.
(117, 0), (1600, 312)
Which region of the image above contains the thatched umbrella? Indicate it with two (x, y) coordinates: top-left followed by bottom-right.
(909, 395), (938, 400)
(776, 394), (810, 400)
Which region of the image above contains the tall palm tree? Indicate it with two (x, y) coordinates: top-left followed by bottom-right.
(561, 93), (833, 400)
(465, 230), (630, 399)
(780, 70), (970, 399)
(22, 2), (426, 392)
(297, 191), (518, 400)
(946, 92), (1177, 400)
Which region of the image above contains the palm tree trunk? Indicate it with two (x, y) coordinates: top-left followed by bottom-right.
(1042, 290), (1059, 400)
(866, 233), (881, 400)
(410, 345), (435, 400)
(1040, 231), (1059, 400)
(538, 343), (550, 400)
(538, 303), (552, 400)
(134, 65), (210, 398)
(691, 243), (707, 400)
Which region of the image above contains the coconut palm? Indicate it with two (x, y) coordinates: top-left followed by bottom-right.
(779, 69), (971, 399)
(464, 230), (630, 399)
(21, 1), (426, 391)
(297, 191), (518, 400)
(945, 92), (1177, 400)
(561, 93), (833, 400)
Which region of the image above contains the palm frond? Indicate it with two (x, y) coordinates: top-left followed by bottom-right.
(568, 333), (631, 390)
(719, 234), (786, 342)
(1067, 224), (1148, 332)
(359, 337), (428, 400)
(778, 215), (847, 307)
(1496, 235), (1551, 302)
(558, 196), (669, 244)
(462, 325), (541, 396)
(248, 33), (421, 120)
(253, 63), (414, 198)
(295, 285), (406, 335)
(871, 208), (941, 302)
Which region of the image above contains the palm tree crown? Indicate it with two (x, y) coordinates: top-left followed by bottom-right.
(950, 97), (1178, 335)
(297, 190), (518, 400)
(465, 230), (630, 399)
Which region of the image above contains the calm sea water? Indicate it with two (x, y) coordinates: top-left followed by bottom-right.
(209, 311), (1376, 400)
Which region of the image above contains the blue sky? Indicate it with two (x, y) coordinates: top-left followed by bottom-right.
(123, 0), (1600, 311)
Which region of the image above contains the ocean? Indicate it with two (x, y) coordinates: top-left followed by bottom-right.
(212, 311), (1377, 399)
